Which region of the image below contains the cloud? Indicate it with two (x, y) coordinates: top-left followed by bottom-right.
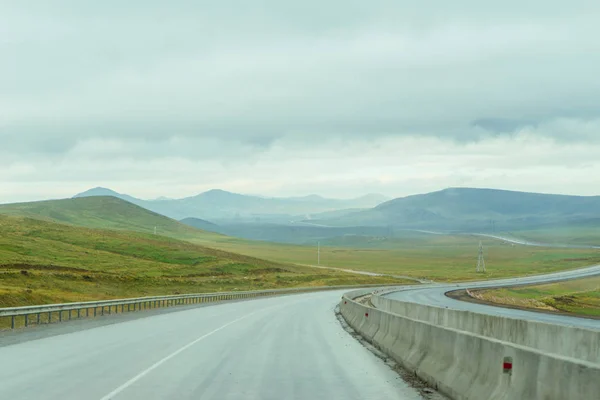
(1, 1), (600, 201)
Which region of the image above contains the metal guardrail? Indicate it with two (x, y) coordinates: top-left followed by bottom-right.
(0, 284), (386, 330)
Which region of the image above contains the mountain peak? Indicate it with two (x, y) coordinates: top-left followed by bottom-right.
(203, 189), (231, 195)
(73, 187), (140, 204)
(73, 187), (121, 198)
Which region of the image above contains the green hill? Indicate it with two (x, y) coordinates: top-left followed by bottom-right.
(0, 196), (219, 240)
(0, 213), (397, 311)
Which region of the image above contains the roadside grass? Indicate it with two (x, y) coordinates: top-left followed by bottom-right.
(0, 214), (405, 314)
(475, 276), (600, 317)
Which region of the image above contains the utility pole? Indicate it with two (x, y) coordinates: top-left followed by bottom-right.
(476, 241), (486, 273)
(154, 226), (157, 235)
(317, 241), (320, 265)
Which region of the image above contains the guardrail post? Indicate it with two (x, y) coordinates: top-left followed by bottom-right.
(59, 311), (62, 322)
(94, 307), (97, 317)
(11, 315), (15, 329)
(77, 309), (80, 319)
(48, 311), (51, 324)
(37, 313), (40, 325)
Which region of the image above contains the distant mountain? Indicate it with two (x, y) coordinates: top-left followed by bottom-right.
(314, 188), (600, 231)
(73, 188), (390, 221)
(180, 217), (219, 231)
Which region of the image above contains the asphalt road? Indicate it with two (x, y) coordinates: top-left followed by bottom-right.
(385, 264), (600, 330)
(473, 233), (600, 249)
(0, 290), (426, 400)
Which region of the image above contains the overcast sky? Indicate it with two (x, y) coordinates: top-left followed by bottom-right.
(2, 1), (600, 203)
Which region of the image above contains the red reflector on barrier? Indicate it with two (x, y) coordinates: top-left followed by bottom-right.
(365, 312), (369, 317)
(503, 357), (513, 375)
(344, 301), (347, 304)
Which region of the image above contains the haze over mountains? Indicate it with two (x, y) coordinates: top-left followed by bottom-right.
(315, 188), (600, 232)
(73, 187), (389, 222)
(67, 187), (600, 244)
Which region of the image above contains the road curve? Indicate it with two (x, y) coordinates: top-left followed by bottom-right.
(0, 290), (425, 400)
(472, 233), (600, 249)
(384, 264), (600, 330)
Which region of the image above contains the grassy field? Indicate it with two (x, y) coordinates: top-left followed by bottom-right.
(0, 214), (402, 312)
(475, 276), (600, 317)
(190, 233), (600, 282)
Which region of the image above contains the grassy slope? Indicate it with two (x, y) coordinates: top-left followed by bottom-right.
(0, 196), (222, 240)
(476, 276), (600, 317)
(0, 214), (401, 310)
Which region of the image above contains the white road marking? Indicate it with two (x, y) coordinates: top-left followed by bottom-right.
(99, 312), (256, 400)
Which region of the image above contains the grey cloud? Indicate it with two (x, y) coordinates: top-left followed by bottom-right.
(2, 1), (600, 200)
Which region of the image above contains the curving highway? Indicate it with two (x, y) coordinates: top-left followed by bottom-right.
(1, 231), (599, 399)
(0, 290), (427, 400)
(384, 264), (600, 330)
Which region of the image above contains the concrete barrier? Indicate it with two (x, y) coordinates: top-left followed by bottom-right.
(371, 293), (600, 363)
(340, 291), (600, 400)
